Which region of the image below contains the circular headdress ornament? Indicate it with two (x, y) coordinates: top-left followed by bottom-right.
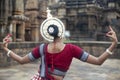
(40, 8), (65, 42)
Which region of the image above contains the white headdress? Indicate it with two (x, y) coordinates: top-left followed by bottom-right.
(40, 8), (65, 42)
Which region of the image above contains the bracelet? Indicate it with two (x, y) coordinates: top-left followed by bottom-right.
(106, 49), (113, 55)
(7, 50), (12, 57)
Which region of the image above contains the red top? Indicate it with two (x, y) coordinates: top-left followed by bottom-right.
(31, 43), (83, 71)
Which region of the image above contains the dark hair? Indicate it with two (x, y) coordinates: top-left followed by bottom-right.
(47, 24), (59, 38)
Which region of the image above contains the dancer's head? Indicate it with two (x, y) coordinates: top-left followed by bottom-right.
(47, 24), (61, 42)
(47, 24), (59, 38)
(40, 17), (65, 42)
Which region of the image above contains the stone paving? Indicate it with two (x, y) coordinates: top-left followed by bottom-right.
(0, 59), (120, 80)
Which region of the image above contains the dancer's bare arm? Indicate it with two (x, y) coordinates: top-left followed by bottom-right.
(86, 26), (118, 65)
(3, 43), (31, 64)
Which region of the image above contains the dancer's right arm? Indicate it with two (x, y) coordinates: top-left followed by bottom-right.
(3, 43), (31, 64)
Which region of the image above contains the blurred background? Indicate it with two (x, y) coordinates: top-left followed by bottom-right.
(0, 0), (120, 80)
(0, 0), (120, 42)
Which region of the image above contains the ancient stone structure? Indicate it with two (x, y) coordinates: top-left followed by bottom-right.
(0, 0), (120, 42)
(57, 0), (120, 41)
(24, 0), (59, 41)
(25, 0), (40, 41)
(0, 0), (46, 42)
(0, 0), (10, 41)
(0, 0), (29, 42)
(10, 0), (29, 42)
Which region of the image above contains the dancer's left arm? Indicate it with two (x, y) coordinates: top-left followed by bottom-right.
(86, 26), (118, 65)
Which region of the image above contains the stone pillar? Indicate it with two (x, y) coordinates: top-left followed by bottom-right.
(31, 27), (39, 41)
(12, 21), (16, 41)
(25, 0), (40, 42)
(19, 22), (25, 41)
(0, 0), (9, 36)
(13, 0), (24, 15)
(3, 0), (9, 24)
(40, 0), (48, 17)
(11, 0), (26, 42)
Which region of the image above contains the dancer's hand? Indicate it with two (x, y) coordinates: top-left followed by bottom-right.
(106, 26), (118, 43)
(3, 34), (12, 44)
(2, 34), (12, 51)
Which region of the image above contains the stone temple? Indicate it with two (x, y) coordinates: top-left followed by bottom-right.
(0, 0), (120, 42)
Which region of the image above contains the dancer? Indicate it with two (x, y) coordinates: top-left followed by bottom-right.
(2, 7), (118, 80)
(2, 24), (118, 80)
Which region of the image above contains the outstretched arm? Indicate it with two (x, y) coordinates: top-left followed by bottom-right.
(86, 26), (118, 65)
(3, 43), (31, 64)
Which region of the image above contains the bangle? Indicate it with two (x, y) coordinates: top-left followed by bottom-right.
(7, 50), (12, 57)
(106, 49), (113, 55)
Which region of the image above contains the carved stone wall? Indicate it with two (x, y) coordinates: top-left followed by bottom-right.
(58, 0), (120, 41)
(0, 41), (120, 67)
(0, 0), (10, 41)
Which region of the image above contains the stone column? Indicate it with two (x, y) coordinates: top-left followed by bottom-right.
(12, 0), (26, 42)
(25, 0), (40, 42)
(12, 21), (16, 41)
(14, 0), (24, 15)
(3, 0), (9, 24)
(40, 0), (48, 17)
(31, 27), (39, 41)
(18, 22), (25, 41)
(0, 0), (9, 34)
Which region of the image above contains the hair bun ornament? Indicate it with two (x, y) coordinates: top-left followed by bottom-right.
(40, 8), (65, 42)
(47, 26), (55, 34)
(47, 24), (59, 37)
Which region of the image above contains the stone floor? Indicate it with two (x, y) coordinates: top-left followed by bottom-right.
(0, 59), (120, 80)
